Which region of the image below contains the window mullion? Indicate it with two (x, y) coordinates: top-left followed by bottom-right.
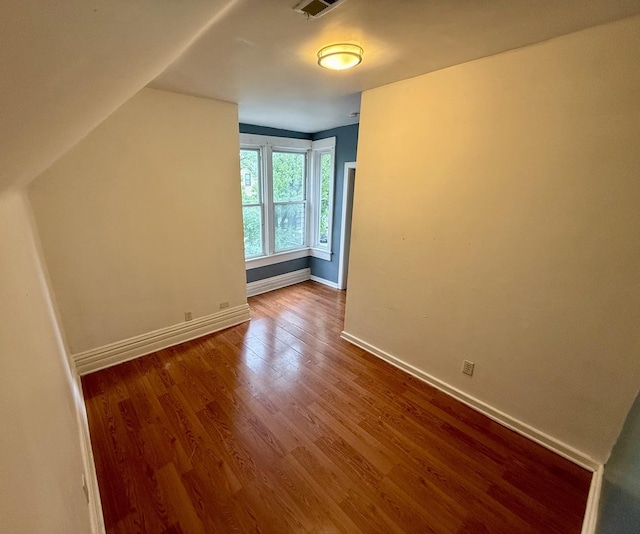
(310, 146), (335, 251)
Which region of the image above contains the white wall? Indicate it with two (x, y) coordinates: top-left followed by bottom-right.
(0, 191), (91, 533)
(29, 88), (247, 355)
(345, 15), (640, 464)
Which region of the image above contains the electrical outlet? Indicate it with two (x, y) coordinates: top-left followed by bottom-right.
(184, 311), (192, 321)
(219, 301), (229, 309)
(462, 360), (475, 376)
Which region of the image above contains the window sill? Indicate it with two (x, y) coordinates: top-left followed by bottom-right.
(246, 247), (332, 270)
(310, 248), (332, 261)
(246, 248), (309, 270)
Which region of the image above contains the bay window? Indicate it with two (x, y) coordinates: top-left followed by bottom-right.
(239, 133), (335, 266)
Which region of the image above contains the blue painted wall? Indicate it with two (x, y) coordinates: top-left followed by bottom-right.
(239, 123), (312, 140)
(246, 257), (309, 283)
(310, 124), (359, 283)
(239, 123), (358, 284)
(597, 391), (640, 533)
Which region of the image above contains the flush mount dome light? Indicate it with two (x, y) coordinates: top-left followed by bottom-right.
(317, 43), (363, 70)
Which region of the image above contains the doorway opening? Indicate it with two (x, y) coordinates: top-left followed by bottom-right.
(338, 162), (356, 290)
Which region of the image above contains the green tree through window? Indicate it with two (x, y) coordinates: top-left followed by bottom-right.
(319, 152), (332, 245)
(240, 149), (263, 257)
(272, 152), (306, 252)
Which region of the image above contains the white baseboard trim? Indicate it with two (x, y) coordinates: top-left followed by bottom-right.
(581, 466), (604, 534)
(74, 304), (251, 375)
(309, 275), (340, 289)
(340, 330), (600, 472)
(246, 268), (310, 297)
(74, 374), (105, 533)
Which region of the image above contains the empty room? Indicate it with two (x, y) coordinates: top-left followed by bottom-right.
(1, 1), (640, 533)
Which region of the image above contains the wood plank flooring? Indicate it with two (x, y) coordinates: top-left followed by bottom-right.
(82, 281), (591, 533)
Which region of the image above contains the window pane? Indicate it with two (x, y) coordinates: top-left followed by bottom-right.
(240, 149), (260, 204)
(274, 203), (306, 252)
(242, 206), (263, 257)
(272, 152), (305, 202)
(319, 152), (332, 247)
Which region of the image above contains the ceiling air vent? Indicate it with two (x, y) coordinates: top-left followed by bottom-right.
(293, 0), (347, 19)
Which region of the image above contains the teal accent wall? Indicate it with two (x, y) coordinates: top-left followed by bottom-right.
(597, 391), (640, 533)
(246, 257), (309, 283)
(310, 124), (359, 283)
(239, 123), (311, 139)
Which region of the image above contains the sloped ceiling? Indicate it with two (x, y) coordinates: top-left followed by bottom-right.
(150, 0), (640, 133)
(3, 0), (640, 191)
(0, 0), (244, 192)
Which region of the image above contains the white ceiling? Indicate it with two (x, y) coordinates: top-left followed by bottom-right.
(150, 0), (640, 133)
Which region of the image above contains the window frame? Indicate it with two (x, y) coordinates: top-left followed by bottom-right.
(270, 148), (309, 254)
(309, 138), (336, 253)
(239, 147), (265, 259)
(240, 133), (336, 269)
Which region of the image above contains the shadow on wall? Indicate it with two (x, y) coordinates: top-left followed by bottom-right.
(597, 392), (640, 533)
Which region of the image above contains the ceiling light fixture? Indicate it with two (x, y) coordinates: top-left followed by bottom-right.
(317, 43), (363, 71)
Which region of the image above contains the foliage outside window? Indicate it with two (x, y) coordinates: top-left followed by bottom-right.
(318, 151), (333, 248)
(240, 149), (263, 258)
(272, 151), (306, 252)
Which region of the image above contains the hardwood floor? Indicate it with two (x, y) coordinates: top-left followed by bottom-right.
(82, 281), (591, 533)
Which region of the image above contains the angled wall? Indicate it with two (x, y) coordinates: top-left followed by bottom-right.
(0, 2), (247, 530)
(0, 0), (242, 191)
(0, 191), (91, 532)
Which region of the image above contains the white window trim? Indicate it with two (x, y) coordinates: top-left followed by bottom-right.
(240, 146), (266, 260)
(310, 137), (336, 252)
(245, 247), (331, 270)
(270, 148), (308, 255)
(240, 133), (310, 150)
(240, 133), (335, 267)
(246, 248), (309, 270)
(241, 134), (309, 258)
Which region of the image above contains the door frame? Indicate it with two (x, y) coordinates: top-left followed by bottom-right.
(338, 162), (356, 290)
